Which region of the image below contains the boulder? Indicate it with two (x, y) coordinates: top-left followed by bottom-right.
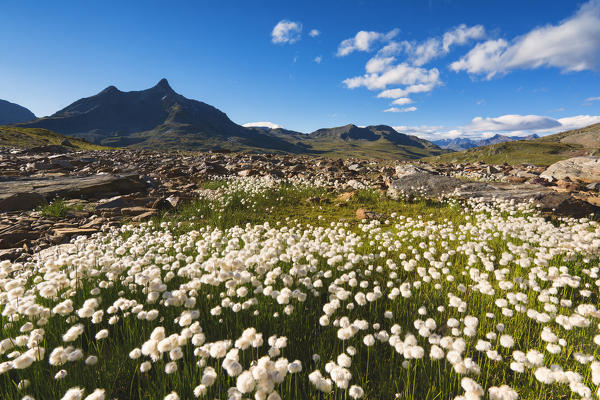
(0, 174), (148, 211)
(387, 170), (600, 218)
(540, 156), (600, 183)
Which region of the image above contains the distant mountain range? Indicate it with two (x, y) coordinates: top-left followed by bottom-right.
(13, 79), (446, 159)
(433, 134), (539, 151)
(428, 123), (600, 166)
(0, 99), (36, 125)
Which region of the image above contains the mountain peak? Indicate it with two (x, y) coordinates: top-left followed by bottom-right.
(100, 85), (120, 95)
(154, 78), (173, 91)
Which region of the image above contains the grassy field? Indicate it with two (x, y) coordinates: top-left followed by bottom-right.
(0, 126), (110, 150)
(1, 176), (599, 400)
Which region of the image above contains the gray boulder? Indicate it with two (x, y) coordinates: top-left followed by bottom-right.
(540, 156), (600, 183)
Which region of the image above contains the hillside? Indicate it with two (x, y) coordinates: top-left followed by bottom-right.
(0, 99), (36, 125)
(16, 79), (445, 159)
(426, 123), (600, 165)
(0, 126), (109, 150)
(304, 124), (446, 159)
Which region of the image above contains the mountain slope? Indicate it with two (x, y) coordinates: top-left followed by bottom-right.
(0, 126), (108, 150)
(17, 79), (444, 158)
(304, 124), (446, 159)
(427, 123), (600, 165)
(0, 100), (36, 125)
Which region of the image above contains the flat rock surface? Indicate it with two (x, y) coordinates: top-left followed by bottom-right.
(0, 174), (147, 207)
(540, 156), (600, 183)
(388, 172), (599, 218)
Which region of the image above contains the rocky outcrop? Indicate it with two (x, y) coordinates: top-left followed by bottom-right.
(540, 156), (600, 183)
(387, 170), (600, 218)
(0, 174), (148, 211)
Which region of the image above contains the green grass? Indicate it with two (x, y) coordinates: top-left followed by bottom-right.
(0, 126), (110, 150)
(425, 140), (588, 166)
(37, 198), (85, 218)
(1, 180), (598, 400)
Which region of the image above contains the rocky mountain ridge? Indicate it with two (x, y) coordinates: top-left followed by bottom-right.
(433, 133), (539, 151)
(15, 79), (444, 159)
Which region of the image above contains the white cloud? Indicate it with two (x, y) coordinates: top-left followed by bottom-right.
(391, 97), (413, 105)
(314, 55), (322, 64)
(309, 29), (321, 37)
(271, 20), (302, 44)
(557, 115), (600, 130)
(384, 106), (417, 113)
(337, 29), (398, 56)
(396, 113), (600, 141)
(466, 114), (561, 132)
(411, 38), (442, 66)
(243, 121), (283, 129)
(376, 83), (438, 98)
(451, 1), (600, 78)
(343, 63), (440, 90)
(585, 96), (600, 102)
(365, 56), (396, 73)
(377, 24), (485, 66)
(392, 125), (461, 140)
(442, 24), (486, 52)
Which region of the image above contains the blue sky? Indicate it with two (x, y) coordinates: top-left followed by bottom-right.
(1, 0), (599, 139)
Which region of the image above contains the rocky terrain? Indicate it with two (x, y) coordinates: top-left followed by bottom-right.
(1, 145), (599, 261)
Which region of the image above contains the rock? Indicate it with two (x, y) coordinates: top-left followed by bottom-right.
(81, 217), (107, 229)
(60, 139), (74, 147)
(166, 196), (181, 208)
(0, 248), (22, 261)
(556, 180), (580, 191)
(395, 164), (427, 178)
(53, 227), (98, 236)
(504, 176), (528, 184)
(0, 192), (46, 212)
(337, 192), (355, 202)
(25, 145), (72, 154)
(0, 174), (148, 205)
(540, 156), (600, 183)
(96, 196), (126, 210)
(152, 197), (174, 211)
(64, 209), (90, 218)
(0, 228), (39, 248)
(587, 182), (600, 191)
(121, 207), (156, 217)
(132, 211), (157, 221)
(238, 169), (254, 177)
(346, 179), (367, 190)
(387, 172), (600, 218)
(356, 208), (385, 220)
